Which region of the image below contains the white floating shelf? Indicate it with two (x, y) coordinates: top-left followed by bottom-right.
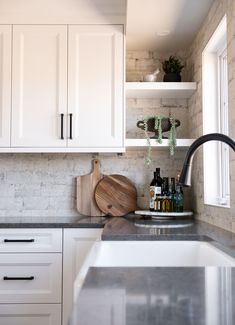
(126, 82), (197, 99)
(125, 138), (195, 150)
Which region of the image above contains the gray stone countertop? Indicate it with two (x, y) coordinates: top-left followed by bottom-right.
(70, 266), (235, 325)
(102, 216), (235, 258)
(0, 216), (108, 228)
(70, 216), (235, 325)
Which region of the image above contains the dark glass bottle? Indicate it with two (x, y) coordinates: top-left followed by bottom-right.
(174, 184), (184, 212)
(169, 177), (176, 212)
(149, 169), (162, 211)
(149, 172), (157, 211)
(161, 177), (171, 212)
(153, 168), (163, 212)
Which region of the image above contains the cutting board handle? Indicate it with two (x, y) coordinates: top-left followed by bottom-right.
(76, 158), (104, 216)
(92, 159), (100, 172)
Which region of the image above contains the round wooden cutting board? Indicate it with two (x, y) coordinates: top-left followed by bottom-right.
(94, 175), (138, 216)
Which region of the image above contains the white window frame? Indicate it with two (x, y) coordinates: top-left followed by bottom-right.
(202, 15), (230, 208)
(217, 46), (230, 206)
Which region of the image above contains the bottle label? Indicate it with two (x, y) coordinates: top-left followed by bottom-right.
(155, 187), (161, 195)
(149, 200), (154, 209)
(150, 186), (156, 200)
(154, 200), (161, 211)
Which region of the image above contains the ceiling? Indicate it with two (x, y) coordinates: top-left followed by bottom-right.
(126, 0), (215, 51)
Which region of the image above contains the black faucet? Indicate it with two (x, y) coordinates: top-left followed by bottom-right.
(179, 133), (235, 187)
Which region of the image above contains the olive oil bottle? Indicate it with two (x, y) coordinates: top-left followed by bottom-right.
(161, 177), (171, 212)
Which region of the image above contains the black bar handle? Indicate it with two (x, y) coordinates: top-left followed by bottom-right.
(69, 113), (73, 139)
(4, 239), (35, 243)
(60, 113), (64, 140)
(3, 276), (34, 281)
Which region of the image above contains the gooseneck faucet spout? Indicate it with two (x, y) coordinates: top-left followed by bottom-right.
(179, 133), (235, 187)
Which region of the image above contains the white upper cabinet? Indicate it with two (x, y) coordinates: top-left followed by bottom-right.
(0, 25), (11, 147)
(5, 24), (124, 151)
(68, 25), (124, 149)
(11, 25), (67, 147)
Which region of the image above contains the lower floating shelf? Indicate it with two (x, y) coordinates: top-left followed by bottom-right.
(125, 138), (195, 149)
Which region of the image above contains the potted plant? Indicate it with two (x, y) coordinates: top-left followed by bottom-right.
(137, 115), (179, 165)
(162, 56), (184, 82)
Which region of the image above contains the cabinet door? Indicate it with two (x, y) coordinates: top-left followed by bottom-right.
(12, 25), (67, 147)
(68, 25), (124, 150)
(0, 25), (11, 147)
(63, 229), (102, 325)
(0, 304), (61, 325)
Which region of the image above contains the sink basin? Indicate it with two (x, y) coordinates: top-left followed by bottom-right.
(74, 240), (235, 300)
(87, 241), (235, 267)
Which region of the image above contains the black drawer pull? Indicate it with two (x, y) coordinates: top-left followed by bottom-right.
(4, 239), (35, 243)
(3, 276), (34, 281)
(69, 113), (73, 139)
(60, 113), (64, 140)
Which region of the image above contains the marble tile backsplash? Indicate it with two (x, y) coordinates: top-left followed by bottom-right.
(0, 152), (191, 216)
(126, 97), (189, 139)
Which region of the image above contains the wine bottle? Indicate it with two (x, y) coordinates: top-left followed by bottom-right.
(149, 172), (157, 211)
(153, 168), (163, 212)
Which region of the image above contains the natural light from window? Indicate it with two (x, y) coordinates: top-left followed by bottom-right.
(202, 15), (230, 208)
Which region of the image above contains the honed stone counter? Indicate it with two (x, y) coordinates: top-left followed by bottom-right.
(0, 216), (108, 228)
(102, 216), (235, 258)
(70, 266), (235, 325)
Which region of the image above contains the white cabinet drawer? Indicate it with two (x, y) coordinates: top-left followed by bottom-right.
(0, 229), (62, 253)
(0, 304), (61, 325)
(0, 253), (62, 303)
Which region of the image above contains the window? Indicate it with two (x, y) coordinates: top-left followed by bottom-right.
(217, 46), (229, 205)
(202, 15), (230, 207)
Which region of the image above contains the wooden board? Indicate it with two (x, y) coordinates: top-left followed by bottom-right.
(76, 159), (104, 216)
(94, 175), (138, 216)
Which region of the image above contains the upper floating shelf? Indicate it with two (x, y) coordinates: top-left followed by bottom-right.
(126, 82), (197, 99)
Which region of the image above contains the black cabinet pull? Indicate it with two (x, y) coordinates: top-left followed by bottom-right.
(3, 276), (34, 281)
(60, 113), (64, 140)
(4, 239), (35, 243)
(69, 113), (73, 139)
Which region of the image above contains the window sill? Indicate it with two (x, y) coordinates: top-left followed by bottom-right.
(204, 202), (230, 209)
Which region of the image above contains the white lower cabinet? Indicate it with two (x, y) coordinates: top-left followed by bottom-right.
(0, 304), (61, 325)
(0, 229), (62, 325)
(0, 227), (102, 325)
(63, 228), (102, 325)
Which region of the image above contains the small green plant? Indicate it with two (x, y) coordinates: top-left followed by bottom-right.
(162, 56), (184, 74)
